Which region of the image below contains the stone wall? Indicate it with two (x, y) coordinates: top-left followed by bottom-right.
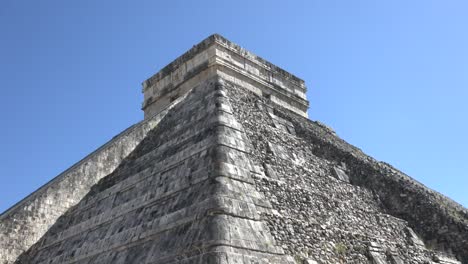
(0, 101), (178, 264)
(10, 77), (295, 264)
(2, 75), (466, 264)
(225, 80), (466, 264)
(2, 33), (467, 264)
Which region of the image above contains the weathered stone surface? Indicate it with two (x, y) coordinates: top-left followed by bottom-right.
(224, 75), (468, 263)
(406, 227), (425, 248)
(434, 255), (462, 264)
(142, 34), (309, 119)
(4, 77), (294, 264)
(1, 34), (467, 264)
(0, 102), (174, 264)
(331, 166), (350, 183)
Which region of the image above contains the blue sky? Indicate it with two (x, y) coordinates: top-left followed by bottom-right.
(1, 0), (467, 213)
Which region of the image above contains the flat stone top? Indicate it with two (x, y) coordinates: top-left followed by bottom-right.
(143, 34), (306, 91)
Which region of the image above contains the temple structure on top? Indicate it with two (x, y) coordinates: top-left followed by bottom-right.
(141, 34), (309, 118)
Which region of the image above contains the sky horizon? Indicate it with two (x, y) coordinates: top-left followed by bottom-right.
(1, 0), (467, 213)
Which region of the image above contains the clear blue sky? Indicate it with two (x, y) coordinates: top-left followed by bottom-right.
(1, 0), (467, 213)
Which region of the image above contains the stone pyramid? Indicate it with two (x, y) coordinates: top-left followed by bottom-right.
(1, 34), (467, 264)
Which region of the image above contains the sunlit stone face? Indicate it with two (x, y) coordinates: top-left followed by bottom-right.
(142, 34), (309, 119)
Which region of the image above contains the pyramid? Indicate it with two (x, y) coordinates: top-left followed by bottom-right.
(1, 34), (467, 264)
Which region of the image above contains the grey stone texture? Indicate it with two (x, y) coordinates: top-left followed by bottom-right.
(224, 79), (467, 263)
(141, 34), (308, 119)
(7, 77), (293, 264)
(1, 34), (467, 264)
(0, 106), (171, 264)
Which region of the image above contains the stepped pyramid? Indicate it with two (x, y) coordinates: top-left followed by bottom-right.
(1, 34), (467, 264)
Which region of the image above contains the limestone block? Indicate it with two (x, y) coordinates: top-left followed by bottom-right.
(331, 167), (350, 183)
